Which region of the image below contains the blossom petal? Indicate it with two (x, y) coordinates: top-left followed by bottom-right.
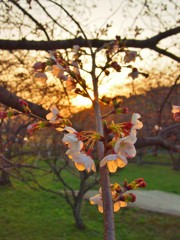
(98, 205), (103, 213)
(64, 126), (77, 133)
(46, 112), (53, 120)
(74, 162), (85, 171)
(89, 194), (101, 205)
(122, 143), (136, 158)
(89, 194), (103, 213)
(100, 154), (117, 167)
(72, 153), (96, 172)
(120, 201), (127, 207)
(131, 113), (143, 130)
(107, 161), (118, 173)
(50, 105), (59, 115)
(116, 155), (128, 167)
(62, 133), (77, 144)
(114, 201), (121, 212)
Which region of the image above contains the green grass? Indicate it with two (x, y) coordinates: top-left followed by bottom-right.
(0, 183), (180, 240)
(0, 161), (180, 240)
(110, 163), (180, 194)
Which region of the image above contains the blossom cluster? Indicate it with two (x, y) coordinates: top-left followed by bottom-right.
(58, 111), (142, 174)
(40, 104), (146, 213)
(100, 113), (143, 173)
(32, 41), (141, 97)
(33, 47), (86, 94)
(90, 179), (147, 213)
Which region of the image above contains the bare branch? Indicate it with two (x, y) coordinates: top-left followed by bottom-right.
(34, 0), (75, 37)
(149, 26), (180, 45)
(158, 74), (180, 127)
(9, 0), (50, 40)
(0, 26), (179, 61)
(136, 136), (180, 153)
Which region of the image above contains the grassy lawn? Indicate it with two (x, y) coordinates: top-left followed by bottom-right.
(0, 162), (180, 240)
(111, 163), (180, 194)
(0, 184), (180, 240)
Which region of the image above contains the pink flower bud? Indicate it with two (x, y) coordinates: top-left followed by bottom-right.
(18, 99), (28, 107)
(104, 69), (110, 76)
(128, 178), (147, 189)
(0, 111), (7, 119)
(18, 99), (31, 113)
(111, 61), (121, 72)
(27, 123), (39, 134)
(128, 68), (138, 79)
(134, 178), (144, 184)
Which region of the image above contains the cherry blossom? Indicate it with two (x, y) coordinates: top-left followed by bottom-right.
(46, 105), (62, 124)
(52, 64), (64, 78)
(90, 188), (127, 213)
(72, 153), (96, 172)
(124, 51), (137, 63)
(100, 134), (137, 172)
(62, 126), (83, 157)
(100, 153), (127, 173)
(89, 193), (103, 213)
(114, 135), (137, 158)
(131, 113), (143, 136)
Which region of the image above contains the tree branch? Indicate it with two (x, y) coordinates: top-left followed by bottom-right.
(150, 46), (180, 62)
(136, 136), (180, 153)
(1, 26), (179, 61)
(0, 86), (48, 119)
(9, 0), (50, 40)
(149, 26), (180, 45)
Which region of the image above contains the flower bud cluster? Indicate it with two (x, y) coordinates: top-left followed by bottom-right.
(124, 178), (147, 190)
(90, 177), (146, 213)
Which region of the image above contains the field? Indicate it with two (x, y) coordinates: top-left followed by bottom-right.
(0, 162), (180, 240)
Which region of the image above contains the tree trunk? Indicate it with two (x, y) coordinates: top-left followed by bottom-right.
(0, 154), (11, 186)
(173, 154), (180, 171)
(73, 198), (85, 230)
(93, 100), (115, 240)
(0, 170), (11, 186)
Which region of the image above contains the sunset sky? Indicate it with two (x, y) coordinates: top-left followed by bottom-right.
(1, 0), (179, 110)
